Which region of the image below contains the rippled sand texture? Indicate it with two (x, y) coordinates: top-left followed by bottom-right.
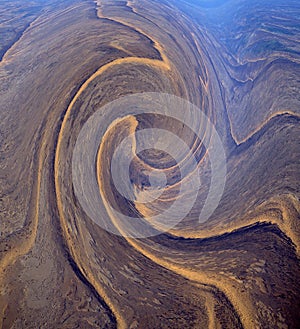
(1, 0), (300, 328)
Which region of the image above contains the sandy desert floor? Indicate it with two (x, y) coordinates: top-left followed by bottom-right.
(0, 0), (300, 328)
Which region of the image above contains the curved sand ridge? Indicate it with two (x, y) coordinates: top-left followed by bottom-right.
(54, 1), (300, 328)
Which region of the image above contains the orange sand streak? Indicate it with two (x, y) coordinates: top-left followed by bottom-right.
(56, 2), (299, 328)
(54, 17), (173, 327)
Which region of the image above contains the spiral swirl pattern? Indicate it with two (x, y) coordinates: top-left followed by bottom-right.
(71, 92), (226, 237)
(0, 0), (300, 328)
